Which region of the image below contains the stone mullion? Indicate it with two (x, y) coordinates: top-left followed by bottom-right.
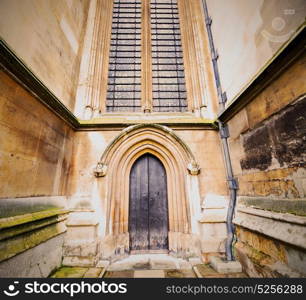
(90, 0), (103, 113)
(141, 0), (153, 112)
(74, 0), (113, 119)
(178, 0), (204, 114)
(97, 0), (113, 113)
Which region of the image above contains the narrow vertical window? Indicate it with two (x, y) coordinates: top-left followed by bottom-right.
(151, 0), (187, 112)
(106, 0), (142, 112)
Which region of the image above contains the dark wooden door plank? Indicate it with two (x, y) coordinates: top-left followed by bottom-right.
(148, 155), (168, 250)
(129, 154), (168, 251)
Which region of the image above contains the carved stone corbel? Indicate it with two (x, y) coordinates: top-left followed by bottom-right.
(94, 162), (107, 177)
(187, 160), (200, 175)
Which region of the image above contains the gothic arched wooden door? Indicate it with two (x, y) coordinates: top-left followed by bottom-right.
(129, 154), (168, 252)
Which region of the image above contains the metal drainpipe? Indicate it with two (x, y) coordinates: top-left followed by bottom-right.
(201, 0), (238, 261)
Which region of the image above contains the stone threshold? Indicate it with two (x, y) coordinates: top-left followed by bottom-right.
(193, 264), (247, 278)
(105, 269), (196, 278)
(50, 266), (196, 278)
(106, 254), (198, 271)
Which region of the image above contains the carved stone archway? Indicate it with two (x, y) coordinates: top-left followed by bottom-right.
(95, 124), (201, 258)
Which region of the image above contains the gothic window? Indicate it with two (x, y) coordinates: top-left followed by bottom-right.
(151, 0), (187, 112)
(106, 0), (142, 112)
(106, 0), (187, 113)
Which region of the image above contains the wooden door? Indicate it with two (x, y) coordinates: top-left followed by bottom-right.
(129, 154), (168, 251)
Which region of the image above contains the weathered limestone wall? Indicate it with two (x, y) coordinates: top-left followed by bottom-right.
(206, 0), (306, 103)
(0, 210), (68, 277)
(0, 70), (74, 277)
(63, 130), (117, 266)
(64, 128), (228, 264)
(226, 51), (306, 276)
(0, 70), (74, 201)
(0, 234), (65, 278)
(68, 129), (227, 210)
(227, 52), (306, 201)
(0, 0), (90, 111)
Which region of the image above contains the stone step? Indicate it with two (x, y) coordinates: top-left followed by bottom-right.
(193, 264), (247, 278)
(104, 269), (197, 278)
(107, 254), (193, 271)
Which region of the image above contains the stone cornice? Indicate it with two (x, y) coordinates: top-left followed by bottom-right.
(0, 38), (217, 131)
(0, 39), (80, 129)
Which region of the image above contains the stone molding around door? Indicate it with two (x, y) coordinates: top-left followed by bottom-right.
(95, 124), (201, 258)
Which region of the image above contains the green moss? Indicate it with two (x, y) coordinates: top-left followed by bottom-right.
(0, 208), (69, 229)
(164, 269), (184, 278)
(51, 267), (89, 278)
(244, 198), (306, 216)
(241, 243), (270, 264)
(0, 221), (65, 262)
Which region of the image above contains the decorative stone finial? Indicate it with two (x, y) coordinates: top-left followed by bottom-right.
(94, 162), (107, 177)
(187, 160), (200, 175)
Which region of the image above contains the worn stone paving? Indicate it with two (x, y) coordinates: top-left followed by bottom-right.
(106, 254), (194, 271)
(104, 269), (196, 278)
(50, 267), (105, 278)
(50, 255), (246, 278)
(193, 264), (247, 278)
(51, 265), (246, 278)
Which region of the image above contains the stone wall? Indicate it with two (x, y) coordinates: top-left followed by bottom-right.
(226, 49), (306, 276)
(64, 127), (228, 263)
(0, 0), (90, 111)
(0, 69), (74, 276)
(227, 52), (306, 201)
(0, 70), (74, 200)
(0, 209), (68, 277)
(68, 129), (228, 211)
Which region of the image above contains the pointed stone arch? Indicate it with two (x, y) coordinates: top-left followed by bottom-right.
(95, 124), (201, 258)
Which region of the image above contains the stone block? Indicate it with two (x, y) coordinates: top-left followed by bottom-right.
(63, 240), (98, 257)
(200, 222), (227, 237)
(177, 259), (192, 269)
(234, 207), (306, 250)
(228, 108), (249, 139)
(0, 234), (64, 277)
(67, 211), (98, 226)
(0, 196), (67, 218)
(150, 255), (178, 270)
(51, 267), (89, 278)
(210, 256), (242, 273)
(199, 208), (227, 223)
(107, 254), (150, 271)
(96, 260), (110, 268)
(165, 269), (196, 278)
(202, 194), (228, 209)
(235, 240), (305, 278)
(201, 252), (223, 264)
(201, 239), (225, 253)
(193, 263), (246, 278)
(83, 267), (104, 278)
(188, 257), (202, 266)
(134, 270), (165, 278)
(62, 256), (97, 267)
(238, 196), (306, 216)
(66, 225), (97, 241)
